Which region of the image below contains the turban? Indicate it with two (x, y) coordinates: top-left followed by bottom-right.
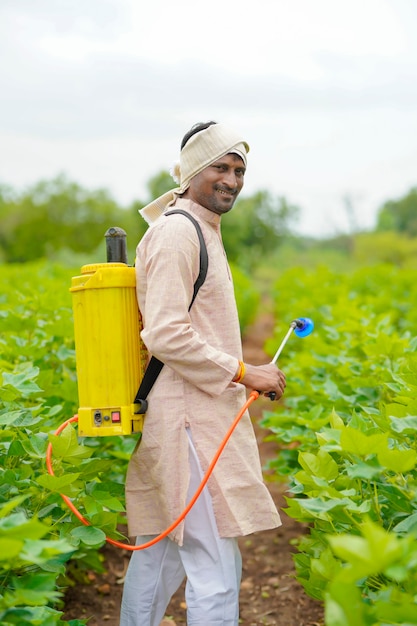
(139, 123), (250, 224)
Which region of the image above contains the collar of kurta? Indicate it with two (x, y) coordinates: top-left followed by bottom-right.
(172, 198), (221, 228)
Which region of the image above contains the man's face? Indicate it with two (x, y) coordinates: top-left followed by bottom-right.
(184, 153), (245, 215)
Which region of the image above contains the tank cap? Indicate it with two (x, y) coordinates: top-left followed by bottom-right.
(81, 263), (127, 275)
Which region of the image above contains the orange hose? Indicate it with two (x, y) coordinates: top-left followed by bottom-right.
(46, 390), (259, 551)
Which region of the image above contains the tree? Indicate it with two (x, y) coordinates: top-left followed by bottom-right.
(126, 170), (176, 256)
(376, 187), (417, 237)
(0, 175), (128, 263)
(222, 190), (300, 269)
(0, 172), (300, 267)
(146, 170), (176, 200)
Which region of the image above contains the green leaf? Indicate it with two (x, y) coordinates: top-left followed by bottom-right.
(0, 537), (24, 560)
(11, 571), (60, 597)
(70, 525), (106, 546)
(329, 410), (345, 430)
(21, 434), (48, 458)
(48, 424), (92, 459)
(2, 367), (42, 396)
(20, 538), (74, 564)
(345, 459), (381, 480)
(374, 599), (417, 623)
(377, 447), (417, 473)
(328, 520), (403, 580)
(0, 605), (65, 625)
(310, 547), (341, 582)
(36, 472), (81, 495)
(47, 424), (78, 456)
(324, 580), (369, 626)
(0, 409), (33, 426)
(0, 513), (48, 540)
(290, 496), (359, 522)
(393, 512), (417, 535)
(298, 450), (339, 481)
(7, 439), (27, 457)
(88, 490), (125, 512)
(389, 415), (417, 434)
(340, 428), (388, 457)
(0, 494), (31, 519)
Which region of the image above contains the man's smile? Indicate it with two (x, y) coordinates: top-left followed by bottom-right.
(216, 188), (236, 197)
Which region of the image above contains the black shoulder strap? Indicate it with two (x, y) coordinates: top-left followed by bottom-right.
(134, 210), (208, 412)
(164, 210), (208, 310)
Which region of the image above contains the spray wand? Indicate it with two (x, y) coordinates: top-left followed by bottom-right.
(45, 317), (313, 552)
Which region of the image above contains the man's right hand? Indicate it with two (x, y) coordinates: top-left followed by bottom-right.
(240, 362), (286, 401)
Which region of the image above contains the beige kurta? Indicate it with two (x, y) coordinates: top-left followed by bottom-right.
(125, 197), (281, 544)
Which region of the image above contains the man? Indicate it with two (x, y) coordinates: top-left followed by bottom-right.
(120, 121), (286, 626)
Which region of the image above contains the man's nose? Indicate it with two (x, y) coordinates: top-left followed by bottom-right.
(222, 170), (239, 188)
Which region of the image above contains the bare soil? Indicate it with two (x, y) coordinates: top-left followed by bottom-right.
(62, 314), (324, 625)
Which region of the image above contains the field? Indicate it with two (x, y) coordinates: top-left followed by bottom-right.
(1, 260), (417, 625)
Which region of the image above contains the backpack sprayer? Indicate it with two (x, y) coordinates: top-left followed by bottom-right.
(46, 227), (314, 551)
(69, 229), (147, 438)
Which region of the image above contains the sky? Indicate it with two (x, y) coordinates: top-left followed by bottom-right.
(1, 0), (417, 237)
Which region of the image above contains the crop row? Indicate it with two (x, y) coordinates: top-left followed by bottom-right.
(2, 260), (416, 625)
(0, 260), (258, 625)
(262, 264), (417, 625)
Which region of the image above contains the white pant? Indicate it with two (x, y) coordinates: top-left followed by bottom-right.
(120, 430), (242, 626)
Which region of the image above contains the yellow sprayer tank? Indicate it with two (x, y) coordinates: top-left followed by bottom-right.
(70, 262), (147, 436)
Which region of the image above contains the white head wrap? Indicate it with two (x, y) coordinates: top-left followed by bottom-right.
(139, 123), (250, 224)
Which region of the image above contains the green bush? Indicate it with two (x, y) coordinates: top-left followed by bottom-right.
(262, 264), (417, 623)
(0, 259), (261, 623)
(230, 262), (260, 334)
(0, 262), (124, 625)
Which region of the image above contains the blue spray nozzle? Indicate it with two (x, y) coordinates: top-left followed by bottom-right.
(271, 317), (314, 365)
(293, 317), (314, 337)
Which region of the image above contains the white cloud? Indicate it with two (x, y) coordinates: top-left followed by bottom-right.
(1, 0), (417, 236)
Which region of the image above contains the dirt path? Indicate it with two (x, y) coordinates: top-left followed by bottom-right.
(63, 314), (324, 625)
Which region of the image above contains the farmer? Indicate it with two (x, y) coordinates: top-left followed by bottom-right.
(120, 121), (286, 626)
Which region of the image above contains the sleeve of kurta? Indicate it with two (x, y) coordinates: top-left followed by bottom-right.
(136, 215), (239, 397)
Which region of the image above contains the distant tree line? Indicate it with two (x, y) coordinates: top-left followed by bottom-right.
(0, 172), (300, 266)
(376, 187), (417, 237)
(0, 172), (416, 265)
(0, 175), (145, 264)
